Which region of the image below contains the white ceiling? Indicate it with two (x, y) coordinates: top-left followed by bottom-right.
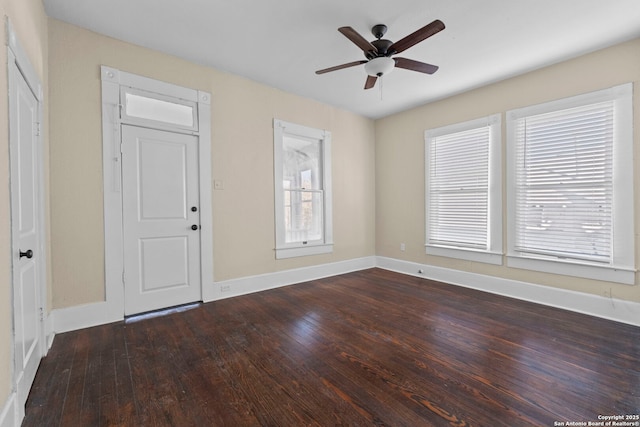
(43, 0), (640, 119)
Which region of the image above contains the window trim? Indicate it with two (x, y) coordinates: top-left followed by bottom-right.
(424, 113), (502, 265)
(274, 119), (333, 259)
(506, 83), (635, 284)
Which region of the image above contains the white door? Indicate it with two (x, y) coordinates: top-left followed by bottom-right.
(9, 61), (42, 411)
(121, 125), (202, 315)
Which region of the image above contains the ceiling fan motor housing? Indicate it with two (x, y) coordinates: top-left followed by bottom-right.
(368, 39), (394, 58)
(365, 24), (394, 59)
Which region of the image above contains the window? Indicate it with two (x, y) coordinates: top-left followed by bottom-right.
(121, 87), (197, 131)
(425, 114), (502, 264)
(274, 119), (332, 259)
(507, 83), (634, 284)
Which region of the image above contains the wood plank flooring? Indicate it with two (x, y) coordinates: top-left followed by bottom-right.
(23, 268), (640, 426)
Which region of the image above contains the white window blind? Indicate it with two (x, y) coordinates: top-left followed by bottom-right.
(427, 126), (490, 249)
(513, 101), (614, 263)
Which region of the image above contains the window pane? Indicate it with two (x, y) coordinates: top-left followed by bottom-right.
(514, 102), (613, 262)
(284, 190), (323, 243)
(125, 92), (194, 127)
(427, 126), (490, 249)
(282, 136), (321, 190)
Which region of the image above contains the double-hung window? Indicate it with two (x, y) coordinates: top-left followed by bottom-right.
(507, 83), (634, 284)
(425, 114), (502, 264)
(274, 119), (333, 259)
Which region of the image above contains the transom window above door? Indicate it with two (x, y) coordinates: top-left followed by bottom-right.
(120, 87), (198, 131)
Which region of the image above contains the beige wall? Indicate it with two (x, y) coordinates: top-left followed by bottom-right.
(48, 19), (376, 308)
(0, 0), (48, 410)
(376, 38), (640, 303)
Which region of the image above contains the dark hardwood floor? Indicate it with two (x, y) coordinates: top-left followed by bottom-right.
(23, 268), (640, 426)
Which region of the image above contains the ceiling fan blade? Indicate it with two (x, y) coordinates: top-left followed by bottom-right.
(389, 19), (445, 55)
(364, 75), (378, 90)
(316, 60), (368, 74)
(394, 57), (439, 74)
(338, 27), (378, 55)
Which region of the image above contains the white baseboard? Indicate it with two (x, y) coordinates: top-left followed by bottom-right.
(376, 256), (640, 327)
(44, 312), (55, 352)
(204, 256), (377, 302)
(0, 393), (17, 427)
(52, 300), (123, 334)
(53, 256), (378, 332)
(51, 255), (637, 333)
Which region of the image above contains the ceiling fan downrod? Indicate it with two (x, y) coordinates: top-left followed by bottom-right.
(368, 24), (394, 59)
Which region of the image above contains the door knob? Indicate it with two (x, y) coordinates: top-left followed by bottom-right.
(20, 249), (33, 259)
(191, 225), (199, 230)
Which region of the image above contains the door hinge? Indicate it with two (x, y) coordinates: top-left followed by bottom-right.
(39, 307), (44, 322)
(34, 121), (41, 137)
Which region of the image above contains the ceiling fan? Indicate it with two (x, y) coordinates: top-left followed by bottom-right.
(316, 19), (445, 90)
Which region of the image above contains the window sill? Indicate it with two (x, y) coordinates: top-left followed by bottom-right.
(276, 243), (333, 259)
(426, 245), (503, 265)
(507, 254), (636, 285)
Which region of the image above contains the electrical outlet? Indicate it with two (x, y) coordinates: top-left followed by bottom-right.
(400, 243), (405, 251)
(220, 285), (231, 292)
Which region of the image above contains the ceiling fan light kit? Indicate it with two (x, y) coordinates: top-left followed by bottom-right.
(316, 19), (445, 90)
(365, 56), (395, 77)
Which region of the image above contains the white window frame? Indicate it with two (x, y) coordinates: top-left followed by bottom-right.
(425, 114), (502, 265)
(506, 83), (634, 284)
(274, 119), (333, 259)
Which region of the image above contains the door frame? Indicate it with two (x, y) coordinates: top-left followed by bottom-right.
(100, 66), (213, 316)
(7, 18), (48, 421)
